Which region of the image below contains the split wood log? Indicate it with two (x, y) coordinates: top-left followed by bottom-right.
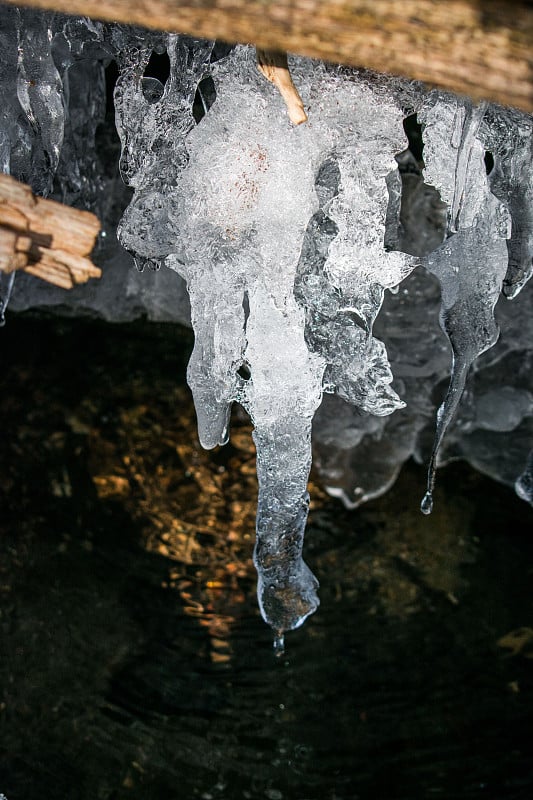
(3, 0), (532, 113)
(0, 174), (101, 290)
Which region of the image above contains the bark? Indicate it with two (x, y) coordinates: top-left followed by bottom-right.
(3, 0), (532, 112)
(0, 174), (101, 289)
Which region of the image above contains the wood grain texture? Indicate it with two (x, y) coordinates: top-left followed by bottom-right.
(0, 174), (101, 288)
(257, 49), (308, 124)
(4, 0), (533, 111)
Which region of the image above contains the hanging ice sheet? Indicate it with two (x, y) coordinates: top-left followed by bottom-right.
(1, 6), (532, 645)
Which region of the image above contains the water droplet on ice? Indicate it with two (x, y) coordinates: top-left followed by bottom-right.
(273, 631), (285, 658)
(421, 491), (433, 515)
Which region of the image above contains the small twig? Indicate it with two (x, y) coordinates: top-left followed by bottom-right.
(256, 49), (308, 125)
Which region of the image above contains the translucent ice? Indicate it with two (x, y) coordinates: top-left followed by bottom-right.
(160, 49), (331, 632)
(15, 8), (64, 196)
(0, 5), (21, 175)
(482, 106), (533, 299)
(0, 271), (15, 326)
(116, 46), (421, 634)
(418, 94), (511, 513)
(516, 451), (533, 504)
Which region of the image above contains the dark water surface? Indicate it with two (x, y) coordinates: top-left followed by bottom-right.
(1, 317), (532, 800)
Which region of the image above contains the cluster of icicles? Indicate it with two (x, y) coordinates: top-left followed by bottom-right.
(1, 6), (532, 651)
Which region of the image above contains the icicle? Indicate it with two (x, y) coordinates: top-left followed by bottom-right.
(481, 106), (533, 300)
(0, 6), (21, 177)
(116, 44), (422, 640)
(253, 422), (319, 636)
(419, 95), (511, 512)
(52, 56), (107, 211)
(448, 101), (487, 233)
(114, 32), (214, 260)
(132, 255), (161, 273)
(168, 49), (328, 633)
(515, 451), (533, 506)
(0, 272), (16, 327)
(16, 8), (64, 196)
(0, 5), (23, 333)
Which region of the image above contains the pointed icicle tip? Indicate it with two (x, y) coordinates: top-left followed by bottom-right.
(421, 491), (434, 515)
(273, 631), (285, 659)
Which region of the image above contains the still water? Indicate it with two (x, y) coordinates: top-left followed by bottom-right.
(1, 317), (532, 799)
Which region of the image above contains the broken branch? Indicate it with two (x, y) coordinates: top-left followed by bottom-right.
(257, 49), (308, 125)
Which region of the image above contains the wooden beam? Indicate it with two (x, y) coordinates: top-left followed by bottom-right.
(0, 174), (101, 289)
(4, 0), (533, 112)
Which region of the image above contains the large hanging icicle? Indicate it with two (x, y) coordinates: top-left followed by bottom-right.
(116, 45), (415, 641)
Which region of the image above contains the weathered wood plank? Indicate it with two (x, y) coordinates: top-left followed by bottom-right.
(4, 0), (533, 111)
(0, 174), (101, 289)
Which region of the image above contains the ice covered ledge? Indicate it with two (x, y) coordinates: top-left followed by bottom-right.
(4, 0), (533, 112)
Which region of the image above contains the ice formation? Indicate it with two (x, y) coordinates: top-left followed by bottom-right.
(417, 97), (512, 514)
(1, 6), (532, 644)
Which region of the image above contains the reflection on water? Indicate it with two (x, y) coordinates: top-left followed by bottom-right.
(1, 317), (532, 799)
